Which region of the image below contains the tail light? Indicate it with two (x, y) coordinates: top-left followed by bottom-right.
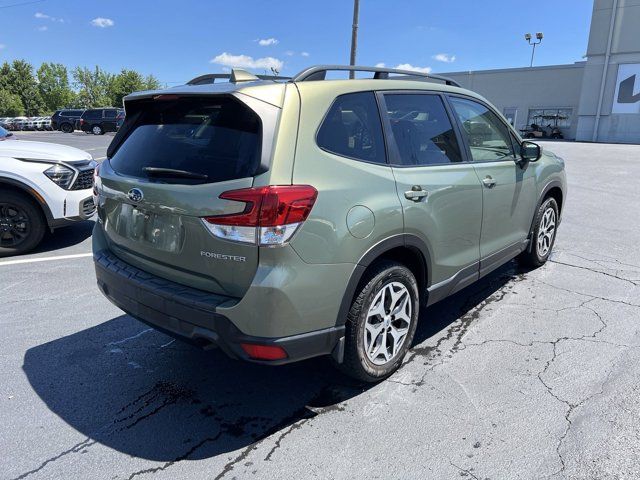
(202, 185), (317, 246)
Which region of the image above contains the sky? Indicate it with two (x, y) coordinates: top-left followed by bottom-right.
(0, 0), (594, 86)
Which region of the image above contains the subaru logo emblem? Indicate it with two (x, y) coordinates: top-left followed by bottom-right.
(127, 188), (144, 203)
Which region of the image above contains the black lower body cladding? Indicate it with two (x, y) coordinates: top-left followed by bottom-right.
(94, 249), (344, 365)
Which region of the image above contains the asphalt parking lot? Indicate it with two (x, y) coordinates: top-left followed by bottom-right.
(1, 134), (639, 479)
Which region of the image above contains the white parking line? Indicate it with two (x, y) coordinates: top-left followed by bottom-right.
(0, 252), (93, 267)
(95, 156), (107, 160)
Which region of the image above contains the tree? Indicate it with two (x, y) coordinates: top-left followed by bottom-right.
(37, 63), (75, 111)
(144, 74), (162, 91)
(108, 69), (146, 107)
(73, 66), (112, 108)
(1, 60), (45, 115)
(0, 90), (25, 116)
(107, 70), (163, 107)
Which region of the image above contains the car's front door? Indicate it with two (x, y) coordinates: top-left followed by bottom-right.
(448, 96), (537, 275)
(379, 92), (483, 301)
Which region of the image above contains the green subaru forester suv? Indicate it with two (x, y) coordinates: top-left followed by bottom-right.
(93, 65), (566, 381)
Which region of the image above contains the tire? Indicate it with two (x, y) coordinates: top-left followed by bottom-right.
(60, 123), (73, 133)
(338, 260), (419, 382)
(0, 191), (46, 257)
(92, 125), (104, 135)
(518, 197), (559, 268)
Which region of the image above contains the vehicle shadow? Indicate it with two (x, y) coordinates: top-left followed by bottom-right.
(32, 220), (94, 254)
(22, 261), (525, 464)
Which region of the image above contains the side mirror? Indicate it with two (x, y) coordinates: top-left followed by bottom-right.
(520, 140), (541, 162)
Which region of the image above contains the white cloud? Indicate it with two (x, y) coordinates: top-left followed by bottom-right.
(301, 51), (310, 57)
(394, 63), (432, 73)
(432, 53), (456, 63)
(210, 52), (283, 71)
(91, 17), (114, 28)
(35, 12), (64, 22)
(257, 37), (278, 46)
(0, 44), (5, 50)
(37, 26), (48, 31)
(375, 62), (386, 68)
(285, 50), (295, 56)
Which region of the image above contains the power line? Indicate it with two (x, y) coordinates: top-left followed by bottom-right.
(0, 0), (46, 9)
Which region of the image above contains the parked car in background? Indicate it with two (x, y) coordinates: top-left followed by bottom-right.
(78, 108), (123, 135)
(38, 117), (53, 131)
(10, 117), (28, 131)
(51, 109), (85, 133)
(116, 110), (125, 131)
(93, 65), (566, 381)
(0, 125), (97, 256)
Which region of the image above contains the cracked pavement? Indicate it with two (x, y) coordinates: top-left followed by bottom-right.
(1, 141), (640, 479)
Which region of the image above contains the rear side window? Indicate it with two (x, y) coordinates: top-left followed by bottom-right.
(109, 96), (261, 184)
(384, 94), (462, 166)
(317, 92), (386, 164)
(104, 110), (117, 119)
(83, 110), (102, 120)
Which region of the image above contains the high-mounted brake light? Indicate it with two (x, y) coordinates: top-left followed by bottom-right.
(201, 185), (317, 246)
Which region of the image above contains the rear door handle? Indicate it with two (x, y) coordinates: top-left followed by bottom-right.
(482, 176), (496, 188)
(404, 186), (429, 202)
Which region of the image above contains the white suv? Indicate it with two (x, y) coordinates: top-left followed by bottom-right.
(0, 125), (96, 256)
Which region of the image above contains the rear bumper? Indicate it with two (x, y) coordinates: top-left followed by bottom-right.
(94, 249), (344, 365)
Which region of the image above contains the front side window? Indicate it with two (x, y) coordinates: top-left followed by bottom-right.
(384, 93), (462, 166)
(450, 97), (515, 162)
(104, 110), (117, 119)
(317, 92), (386, 164)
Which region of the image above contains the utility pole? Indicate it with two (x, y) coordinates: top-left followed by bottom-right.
(349, 0), (360, 79)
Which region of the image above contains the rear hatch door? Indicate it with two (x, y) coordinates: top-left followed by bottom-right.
(97, 94), (275, 297)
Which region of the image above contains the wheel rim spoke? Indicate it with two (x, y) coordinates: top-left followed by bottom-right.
(0, 202), (31, 248)
(537, 207), (556, 257)
(363, 281), (413, 366)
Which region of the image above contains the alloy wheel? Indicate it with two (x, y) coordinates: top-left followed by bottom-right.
(0, 203), (31, 248)
(537, 207), (556, 257)
(363, 281), (412, 365)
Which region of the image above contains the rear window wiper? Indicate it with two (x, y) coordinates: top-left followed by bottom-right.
(142, 167), (209, 180)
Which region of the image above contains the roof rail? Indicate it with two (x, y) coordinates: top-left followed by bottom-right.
(187, 69), (291, 86)
(290, 65), (461, 87)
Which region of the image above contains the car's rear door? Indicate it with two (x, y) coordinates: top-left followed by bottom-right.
(103, 109), (118, 132)
(96, 94), (277, 298)
(379, 92), (483, 299)
(447, 95), (537, 275)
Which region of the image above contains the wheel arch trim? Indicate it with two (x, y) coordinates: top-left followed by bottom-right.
(0, 178), (54, 225)
(527, 179), (564, 252)
(335, 234), (433, 327)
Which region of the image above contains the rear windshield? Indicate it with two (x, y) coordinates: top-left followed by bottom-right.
(109, 96), (261, 184)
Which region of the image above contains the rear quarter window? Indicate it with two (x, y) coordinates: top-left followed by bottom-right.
(317, 91), (386, 164)
(109, 96), (262, 184)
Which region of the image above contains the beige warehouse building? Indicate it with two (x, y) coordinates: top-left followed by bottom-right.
(438, 0), (640, 143)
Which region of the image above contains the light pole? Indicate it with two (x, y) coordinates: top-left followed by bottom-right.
(525, 32), (544, 67)
(349, 0), (360, 79)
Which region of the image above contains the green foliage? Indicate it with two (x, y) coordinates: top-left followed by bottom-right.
(37, 63), (76, 112)
(0, 89), (25, 116)
(107, 70), (164, 107)
(73, 66), (113, 108)
(0, 60), (45, 115)
(0, 59), (163, 113)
